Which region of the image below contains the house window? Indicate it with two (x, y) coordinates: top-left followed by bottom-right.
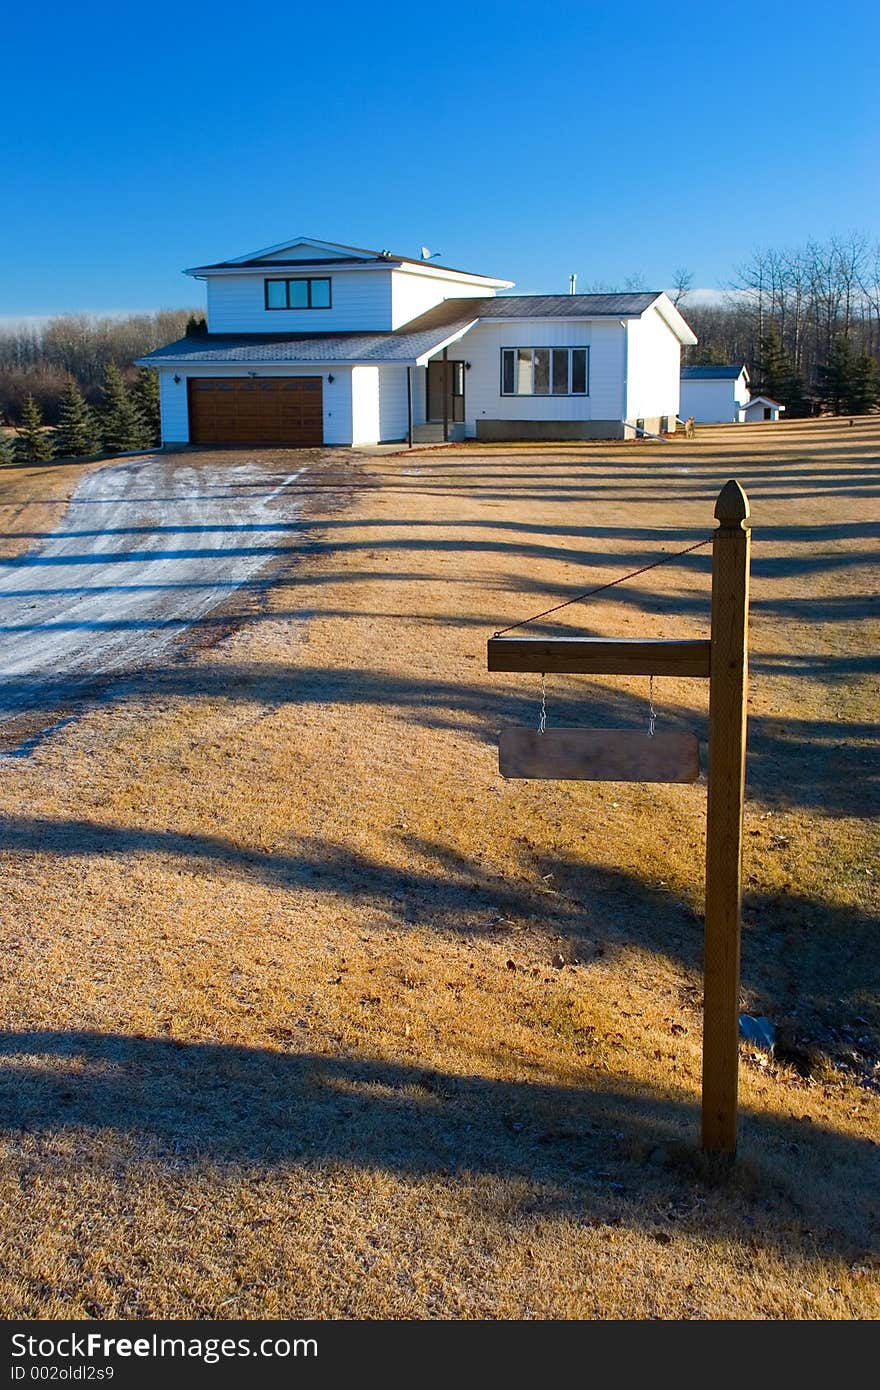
(500, 347), (589, 396)
(264, 278), (332, 310)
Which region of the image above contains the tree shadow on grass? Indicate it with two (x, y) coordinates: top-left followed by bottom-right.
(0, 811), (876, 1062)
(0, 1030), (876, 1261)
(2, 656), (874, 819)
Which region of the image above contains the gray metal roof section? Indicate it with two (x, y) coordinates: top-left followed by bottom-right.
(681, 364), (747, 380)
(482, 293), (660, 317)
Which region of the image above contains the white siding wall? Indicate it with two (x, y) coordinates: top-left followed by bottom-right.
(625, 307), (682, 423)
(377, 367), (409, 441)
(159, 369), (189, 443)
(411, 366), (427, 426)
(447, 318), (626, 435)
(205, 269), (393, 333)
(680, 378), (740, 423)
(158, 365), (353, 446)
(390, 270), (491, 329)
(350, 366), (380, 445)
(743, 399), (781, 421)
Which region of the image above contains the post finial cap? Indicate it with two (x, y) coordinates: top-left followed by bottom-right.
(715, 479), (750, 526)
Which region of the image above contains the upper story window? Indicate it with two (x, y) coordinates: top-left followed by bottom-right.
(265, 277), (332, 310)
(501, 346), (589, 396)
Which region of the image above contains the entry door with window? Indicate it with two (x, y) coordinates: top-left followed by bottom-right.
(427, 360), (465, 423)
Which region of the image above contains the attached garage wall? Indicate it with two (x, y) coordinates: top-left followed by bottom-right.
(377, 367), (409, 441)
(188, 377), (324, 445)
(158, 366), (353, 445)
(350, 367), (380, 446)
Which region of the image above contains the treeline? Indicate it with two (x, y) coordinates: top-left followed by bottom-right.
(1, 366), (166, 466)
(0, 308), (207, 465)
(681, 233), (880, 416)
(0, 309), (202, 425)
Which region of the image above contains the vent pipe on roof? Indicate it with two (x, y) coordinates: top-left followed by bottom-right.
(569, 273), (577, 295)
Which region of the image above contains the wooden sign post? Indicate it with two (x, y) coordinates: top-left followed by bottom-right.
(488, 480), (751, 1156)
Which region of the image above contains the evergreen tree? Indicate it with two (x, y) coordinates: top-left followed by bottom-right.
(754, 326), (812, 416)
(850, 353), (879, 414)
(185, 314), (207, 337)
(130, 368), (161, 447)
(690, 345), (729, 366)
(15, 395), (54, 463)
(819, 336), (859, 415)
(0, 432), (16, 466)
(783, 369), (811, 419)
(52, 378), (98, 458)
(99, 363), (147, 452)
(755, 327), (790, 401)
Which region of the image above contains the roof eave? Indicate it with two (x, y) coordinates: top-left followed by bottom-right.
(651, 292), (698, 346)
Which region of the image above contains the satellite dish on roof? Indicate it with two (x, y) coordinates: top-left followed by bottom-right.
(420, 246), (441, 260)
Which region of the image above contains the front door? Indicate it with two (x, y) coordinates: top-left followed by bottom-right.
(427, 360), (465, 424)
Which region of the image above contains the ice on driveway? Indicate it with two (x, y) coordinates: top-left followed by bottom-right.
(0, 456), (304, 716)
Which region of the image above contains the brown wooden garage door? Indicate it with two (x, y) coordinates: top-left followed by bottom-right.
(188, 377), (324, 445)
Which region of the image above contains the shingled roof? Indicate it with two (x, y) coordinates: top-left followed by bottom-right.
(138, 298), (484, 368)
(139, 293), (674, 369)
(479, 293), (661, 317)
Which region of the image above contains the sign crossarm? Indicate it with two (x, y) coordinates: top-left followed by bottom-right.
(487, 636), (711, 677)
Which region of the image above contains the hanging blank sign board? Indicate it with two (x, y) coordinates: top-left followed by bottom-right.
(499, 727), (701, 783)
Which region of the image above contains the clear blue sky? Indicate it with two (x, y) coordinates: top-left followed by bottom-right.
(2, 0), (878, 315)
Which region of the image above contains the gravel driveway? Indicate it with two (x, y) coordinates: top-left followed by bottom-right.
(0, 454), (305, 721)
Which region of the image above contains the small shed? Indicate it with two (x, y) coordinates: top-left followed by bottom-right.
(743, 395), (785, 422)
(680, 364), (751, 423)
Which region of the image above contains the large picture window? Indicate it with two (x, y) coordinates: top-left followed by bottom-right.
(500, 346), (589, 396)
(265, 278), (332, 310)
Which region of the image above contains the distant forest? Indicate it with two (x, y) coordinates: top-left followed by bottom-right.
(0, 310), (204, 464)
(0, 310), (201, 424)
(678, 233), (880, 415)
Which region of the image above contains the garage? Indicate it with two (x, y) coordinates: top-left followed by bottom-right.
(188, 377), (324, 446)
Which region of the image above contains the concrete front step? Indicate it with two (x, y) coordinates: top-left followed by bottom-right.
(412, 423), (466, 443)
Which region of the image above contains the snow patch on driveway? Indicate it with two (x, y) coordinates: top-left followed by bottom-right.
(0, 455), (305, 719)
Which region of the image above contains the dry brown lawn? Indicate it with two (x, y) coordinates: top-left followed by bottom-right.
(0, 418), (878, 1320)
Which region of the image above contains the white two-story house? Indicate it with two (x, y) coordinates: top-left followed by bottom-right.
(139, 237), (697, 448)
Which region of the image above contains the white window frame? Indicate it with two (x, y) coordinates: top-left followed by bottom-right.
(500, 346), (589, 397)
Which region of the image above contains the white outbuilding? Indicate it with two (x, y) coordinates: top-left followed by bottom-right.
(679, 364), (751, 423)
(743, 395), (785, 422)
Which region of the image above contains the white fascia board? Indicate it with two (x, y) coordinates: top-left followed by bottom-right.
(394, 262), (513, 289)
(651, 292), (698, 346)
(140, 355), (421, 369)
(414, 321), (481, 366)
(185, 262), (512, 289)
(184, 261), (401, 278)
(476, 314), (641, 325)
